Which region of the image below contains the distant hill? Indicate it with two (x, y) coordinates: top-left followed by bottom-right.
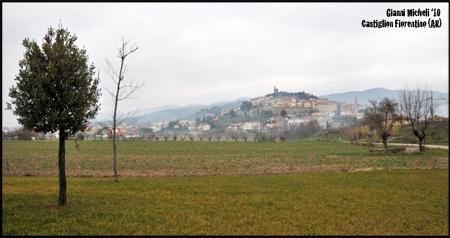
(133, 105), (180, 116)
(121, 98), (250, 126)
(320, 88), (396, 104)
(320, 88), (448, 116)
(93, 88), (448, 127)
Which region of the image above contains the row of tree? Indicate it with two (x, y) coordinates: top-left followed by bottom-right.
(2, 128), (38, 140)
(363, 87), (440, 152)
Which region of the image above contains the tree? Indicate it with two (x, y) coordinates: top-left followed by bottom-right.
(280, 109), (288, 118)
(105, 39), (143, 182)
(398, 86), (439, 152)
(279, 131), (287, 141)
(242, 132), (248, 142)
(240, 101), (252, 112)
(326, 121), (331, 131)
(8, 25), (100, 206)
(6, 128), (38, 140)
(229, 109), (237, 118)
(363, 98), (398, 152)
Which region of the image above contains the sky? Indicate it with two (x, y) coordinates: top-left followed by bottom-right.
(2, 3), (449, 127)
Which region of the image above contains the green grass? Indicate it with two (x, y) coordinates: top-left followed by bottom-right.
(3, 140), (448, 235)
(2, 170), (448, 235)
(390, 122), (449, 146)
(2, 140), (448, 177)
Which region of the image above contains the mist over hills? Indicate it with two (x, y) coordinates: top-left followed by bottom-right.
(115, 98), (251, 126)
(320, 87), (448, 116)
(321, 87), (446, 104)
(320, 88), (399, 104)
(93, 88), (448, 126)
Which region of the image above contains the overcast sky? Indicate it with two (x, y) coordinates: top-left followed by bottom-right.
(2, 3), (448, 127)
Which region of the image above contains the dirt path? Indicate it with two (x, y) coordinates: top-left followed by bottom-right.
(374, 143), (448, 150)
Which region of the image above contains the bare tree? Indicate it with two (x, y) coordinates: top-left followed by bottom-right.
(279, 131), (287, 142)
(242, 132), (248, 142)
(106, 39), (143, 182)
(363, 98), (398, 152)
(232, 134), (238, 142)
(398, 86), (439, 152)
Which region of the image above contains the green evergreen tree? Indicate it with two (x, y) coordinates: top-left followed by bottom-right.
(8, 25), (100, 206)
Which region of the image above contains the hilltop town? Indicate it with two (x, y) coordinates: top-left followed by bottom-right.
(4, 86), (364, 141)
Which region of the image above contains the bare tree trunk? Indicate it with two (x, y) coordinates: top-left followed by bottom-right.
(382, 139), (388, 152)
(6, 160), (10, 176)
(108, 40), (140, 182)
(422, 136), (426, 151)
(58, 129), (67, 206)
(112, 56), (124, 182)
(381, 133), (389, 152)
(112, 123), (118, 182)
(413, 130), (426, 152)
(419, 136), (425, 152)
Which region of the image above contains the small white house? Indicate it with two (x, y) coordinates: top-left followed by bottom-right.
(197, 123), (211, 131)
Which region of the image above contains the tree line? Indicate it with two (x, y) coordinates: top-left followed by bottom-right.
(362, 88), (440, 152)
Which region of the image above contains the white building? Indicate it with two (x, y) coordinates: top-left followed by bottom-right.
(242, 121), (261, 130)
(288, 117), (312, 127)
(149, 123), (163, 132)
(227, 123), (241, 130)
(197, 123), (211, 131)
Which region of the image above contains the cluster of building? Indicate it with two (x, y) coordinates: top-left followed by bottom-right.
(2, 87), (367, 140)
(238, 86), (364, 131)
(80, 120), (212, 140)
(89, 87), (365, 137)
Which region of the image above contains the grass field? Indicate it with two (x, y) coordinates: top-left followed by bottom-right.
(2, 140), (448, 235)
(2, 170), (448, 235)
(390, 121), (449, 146)
(2, 140), (448, 177)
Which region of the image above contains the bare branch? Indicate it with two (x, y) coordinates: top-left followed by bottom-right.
(104, 88), (115, 98)
(116, 111), (134, 126)
(118, 82), (145, 101)
(105, 58), (119, 84)
(118, 38), (139, 60)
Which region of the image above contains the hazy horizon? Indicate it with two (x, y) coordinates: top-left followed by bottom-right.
(3, 3), (448, 127)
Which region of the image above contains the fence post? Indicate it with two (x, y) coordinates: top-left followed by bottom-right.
(6, 160), (10, 176)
